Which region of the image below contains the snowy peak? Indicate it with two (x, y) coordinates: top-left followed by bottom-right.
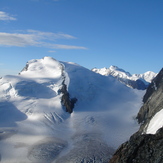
(134, 71), (157, 83)
(108, 65), (132, 78)
(92, 66), (157, 90)
(20, 56), (63, 80)
(109, 65), (131, 75)
(92, 65), (131, 78)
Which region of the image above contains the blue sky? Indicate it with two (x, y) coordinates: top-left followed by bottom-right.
(0, 0), (163, 76)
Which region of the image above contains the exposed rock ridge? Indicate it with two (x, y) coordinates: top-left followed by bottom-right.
(109, 68), (163, 163)
(60, 64), (77, 113)
(143, 68), (163, 103)
(60, 82), (77, 113)
(19, 62), (29, 74)
(109, 128), (163, 163)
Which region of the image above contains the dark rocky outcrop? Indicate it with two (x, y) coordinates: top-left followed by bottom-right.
(59, 63), (77, 114)
(109, 68), (163, 163)
(60, 83), (77, 114)
(109, 128), (163, 163)
(143, 68), (163, 103)
(19, 62), (29, 74)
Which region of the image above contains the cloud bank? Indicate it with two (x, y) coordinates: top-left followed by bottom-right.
(0, 30), (87, 50)
(0, 11), (16, 21)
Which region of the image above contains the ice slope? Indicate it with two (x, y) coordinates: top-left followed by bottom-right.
(0, 57), (144, 163)
(92, 66), (157, 89)
(146, 109), (163, 134)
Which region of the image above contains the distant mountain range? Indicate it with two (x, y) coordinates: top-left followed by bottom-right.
(92, 65), (157, 90)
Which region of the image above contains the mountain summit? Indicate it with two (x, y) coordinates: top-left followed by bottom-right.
(0, 57), (144, 162)
(92, 66), (156, 90)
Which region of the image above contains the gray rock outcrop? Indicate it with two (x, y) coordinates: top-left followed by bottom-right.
(59, 63), (77, 113)
(60, 83), (77, 113)
(109, 128), (163, 163)
(137, 68), (163, 133)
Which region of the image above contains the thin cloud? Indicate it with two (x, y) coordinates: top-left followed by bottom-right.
(48, 50), (56, 53)
(0, 32), (38, 46)
(0, 30), (87, 50)
(0, 11), (16, 21)
(27, 30), (76, 40)
(49, 44), (87, 50)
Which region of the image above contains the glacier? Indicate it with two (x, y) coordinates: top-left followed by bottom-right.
(0, 57), (144, 163)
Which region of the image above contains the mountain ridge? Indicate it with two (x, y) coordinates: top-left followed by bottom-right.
(92, 66), (157, 90)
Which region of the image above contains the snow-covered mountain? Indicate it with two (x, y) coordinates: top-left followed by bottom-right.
(92, 66), (157, 90)
(0, 57), (144, 163)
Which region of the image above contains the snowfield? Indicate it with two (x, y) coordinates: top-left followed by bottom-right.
(146, 109), (163, 134)
(0, 57), (144, 163)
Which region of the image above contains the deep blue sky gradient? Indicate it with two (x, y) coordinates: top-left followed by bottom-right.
(0, 0), (163, 76)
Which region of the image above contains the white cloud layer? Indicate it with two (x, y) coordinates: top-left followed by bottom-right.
(0, 30), (87, 50)
(0, 11), (16, 21)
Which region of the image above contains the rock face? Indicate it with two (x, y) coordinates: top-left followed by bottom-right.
(109, 128), (163, 163)
(137, 68), (163, 133)
(109, 68), (163, 163)
(59, 63), (77, 113)
(60, 83), (77, 113)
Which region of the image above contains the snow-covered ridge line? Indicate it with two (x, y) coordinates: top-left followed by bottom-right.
(59, 62), (77, 113)
(92, 66), (157, 90)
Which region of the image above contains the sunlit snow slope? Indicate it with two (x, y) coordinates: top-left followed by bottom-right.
(0, 57), (144, 163)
